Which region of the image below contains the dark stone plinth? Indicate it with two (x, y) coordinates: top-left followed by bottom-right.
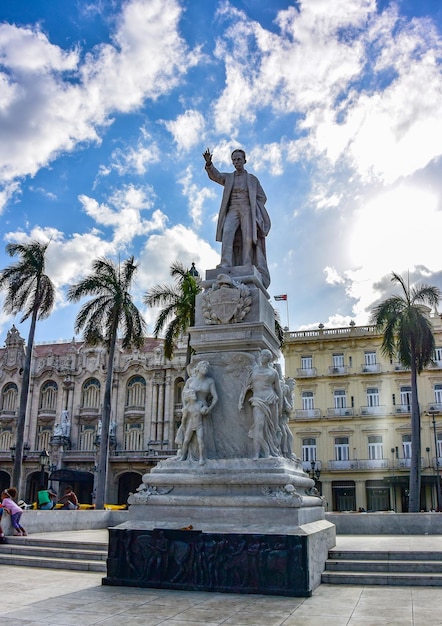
(102, 527), (312, 597)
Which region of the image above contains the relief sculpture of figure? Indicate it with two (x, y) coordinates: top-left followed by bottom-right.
(279, 374), (297, 460)
(203, 148), (271, 288)
(238, 349), (282, 460)
(176, 388), (208, 465)
(175, 360), (218, 464)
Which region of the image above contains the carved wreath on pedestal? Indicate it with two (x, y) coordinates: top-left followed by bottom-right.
(202, 274), (252, 325)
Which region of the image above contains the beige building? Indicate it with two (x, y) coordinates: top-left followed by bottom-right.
(284, 317), (442, 512)
(0, 325), (187, 505)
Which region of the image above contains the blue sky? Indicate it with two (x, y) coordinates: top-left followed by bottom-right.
(1, 0), (442, 344)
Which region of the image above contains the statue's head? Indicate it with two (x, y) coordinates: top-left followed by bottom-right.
(196, 360), (209, 374)
(231, 149), (246, 163)
(260, 349), (273, 365)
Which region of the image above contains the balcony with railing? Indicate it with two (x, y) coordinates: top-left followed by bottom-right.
(359, 405), (386, 417)
(429, 360), (442, 370)
(294, 408), (321, 420)
(394, 404), (412, 415)
(394, 362), (410, 371)
(124, 405), (145, 418)
(361, 363), (381, 374)
(327, 458), (389, 471)
(296, 367), (317, 378)
(328, 365), (349, 376)
(397, 457), (425, 469)
(301, 460), (322, 472)
(0, 409), (16, 419)
(326, 407), (354, 418)
(37, 408), (56, 418)
(427, 404), (442, 414)
(432, 457), (442, 470)
(286, 324), (378, 342)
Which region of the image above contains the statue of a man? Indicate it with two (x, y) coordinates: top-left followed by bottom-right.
(203, 148), (271, 288)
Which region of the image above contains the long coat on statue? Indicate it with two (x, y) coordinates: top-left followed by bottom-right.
(205, 164), (271, 288)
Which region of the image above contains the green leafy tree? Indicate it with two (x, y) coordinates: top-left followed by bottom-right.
(144, 261), (201, 367)
(67, 256), (146, 508)
(371, 272), (440, 512)
(0, 241), (55, 492)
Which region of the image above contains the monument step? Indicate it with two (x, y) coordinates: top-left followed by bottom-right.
(0, 552), (106, 572)
(322, 548), (442, 586)
(325, 558), (442, 574)
(322, 570), (442, 586)
(0, 536), (108, 572)
(329, 549), (442, 562)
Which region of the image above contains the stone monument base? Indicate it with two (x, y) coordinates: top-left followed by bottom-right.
(103, 457), (335, 596)
(103, 520), (335, 596)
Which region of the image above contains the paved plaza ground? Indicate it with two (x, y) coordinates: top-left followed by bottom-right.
(1, 530), (442, 625)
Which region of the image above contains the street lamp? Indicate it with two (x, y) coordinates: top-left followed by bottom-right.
(428, 408), (442, 511)
(309, 460), (321, 484)
(39, 449), (50, 488)
(10, 443), (30, 462)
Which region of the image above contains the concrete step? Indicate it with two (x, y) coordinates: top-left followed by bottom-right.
(322, 571), (442, 586)
(0, 552), (106, 572)
(326, 559), (442, 574)
(322, 548), (442, 586)
(329, 549), (442, 562)
(0, 543), (106, 561)
(0, 536), (108, 572)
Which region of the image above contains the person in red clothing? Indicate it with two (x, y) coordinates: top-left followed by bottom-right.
(1, 487), (27, 536)
(58, 486), (79, 510)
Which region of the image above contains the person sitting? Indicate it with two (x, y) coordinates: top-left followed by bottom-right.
(58, 486), (79, 510)
(37, 485), (56, 510)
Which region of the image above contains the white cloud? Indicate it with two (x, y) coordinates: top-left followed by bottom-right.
(324, 266), (345, 285)
(78, 184), (167, 246)
(99, 127), (161, 177)
(138, 224), (219, 328)
(0, 0), (198, 194)
(177, 166), (216, 228)
(164, 109), (206, 151)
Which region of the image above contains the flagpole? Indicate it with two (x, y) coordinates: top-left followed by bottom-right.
(286, 297), (290, 330)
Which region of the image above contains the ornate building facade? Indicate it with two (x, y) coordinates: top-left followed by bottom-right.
(284, 317), (442, 512)
(0, 326), (187, 505)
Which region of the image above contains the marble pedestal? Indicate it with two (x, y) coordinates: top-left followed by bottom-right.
(104, 266), (335, 595)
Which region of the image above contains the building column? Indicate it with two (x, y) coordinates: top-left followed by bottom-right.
(355, 479), (366, 510)
(163, 375), (172, 445)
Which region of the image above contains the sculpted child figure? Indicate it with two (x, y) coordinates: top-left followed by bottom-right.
(175, 360), (218, 464)
(176, 387), (207, 465)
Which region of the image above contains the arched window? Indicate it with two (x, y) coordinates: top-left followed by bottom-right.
(1, 383), (18, 412)
(39, 380), (58, 411)
(126, 376), (146, 408)
(80, 424), (97, 450)
(81, 378), (101, 408)
(0, 427), (13, 451)
(36, 426), (52, 451)
(124, 423), (143, 451)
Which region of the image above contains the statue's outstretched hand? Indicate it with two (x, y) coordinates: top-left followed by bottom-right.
(203, 148), (212, 166)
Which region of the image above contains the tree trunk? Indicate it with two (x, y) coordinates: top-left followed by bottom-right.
(13, 307), (37, 495)
(94, 324), (118, 509)
(409, 359), (421, 512)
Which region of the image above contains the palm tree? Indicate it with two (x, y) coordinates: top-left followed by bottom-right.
(370, 272), (441, 512)
(67, 256), (146, 509)
(144, 261), (201, 367)
(0, 241), (55, 492)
